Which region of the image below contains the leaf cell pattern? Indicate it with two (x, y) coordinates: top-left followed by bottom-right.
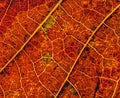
(0, 0), (120, 98)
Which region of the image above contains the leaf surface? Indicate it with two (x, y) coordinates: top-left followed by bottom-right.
(0, 0), (120, 98)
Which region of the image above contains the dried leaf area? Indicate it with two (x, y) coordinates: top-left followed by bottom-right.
(0, 0), (120, 98)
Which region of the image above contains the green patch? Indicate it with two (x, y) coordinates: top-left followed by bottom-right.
(69, 88), (77, 95)
(89, 41), (94, 47)
(42, 54), (52, 61)
(42, 16), (56, 32)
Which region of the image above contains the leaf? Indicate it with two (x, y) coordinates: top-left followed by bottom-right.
(0, 0), (120, 98)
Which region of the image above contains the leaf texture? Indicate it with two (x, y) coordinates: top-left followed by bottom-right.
(0, 0), (120, 98)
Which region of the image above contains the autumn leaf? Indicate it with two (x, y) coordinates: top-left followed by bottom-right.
(0, 0), (120, 98)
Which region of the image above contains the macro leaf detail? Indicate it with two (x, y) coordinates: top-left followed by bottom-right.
(0, 0), (120, 98)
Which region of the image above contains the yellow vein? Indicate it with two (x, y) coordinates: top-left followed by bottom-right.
(0, 0), (63, 72)
(0, 85), (5, 98)
(55, 4), (120, 98)
(0, 0), (13, 25)
(111, 78), (120, 98)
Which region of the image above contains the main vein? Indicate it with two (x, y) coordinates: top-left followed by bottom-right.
(0, 0), (63, 72)
(55, 3), (120, 98)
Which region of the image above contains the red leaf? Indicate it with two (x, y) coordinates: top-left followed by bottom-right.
(0, 0), (120, 98)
